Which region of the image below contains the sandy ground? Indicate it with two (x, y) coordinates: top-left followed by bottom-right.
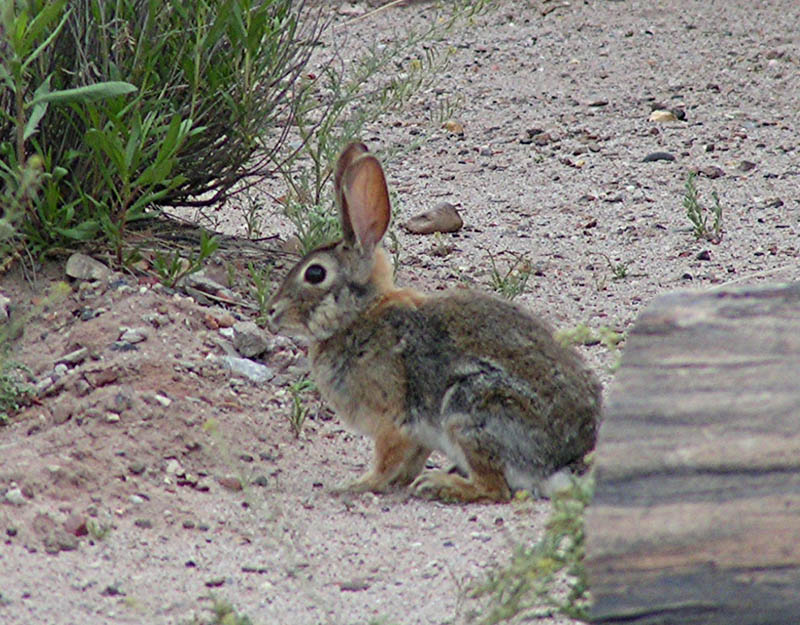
(1, 1), (799, 624)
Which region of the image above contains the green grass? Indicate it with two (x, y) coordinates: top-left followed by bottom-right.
(287, 376), (315, 438)
(473, 475), (595, 623)
(487, 251), (532, 300)
(683, 172), (723, 243)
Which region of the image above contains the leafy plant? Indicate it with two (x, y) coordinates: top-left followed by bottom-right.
(0, 0), (137, 255)
(1, 0), (322, 258)
(0, 359), (32, 425)
(487, 250), (532, 300)
(287, 376), (314, 438)
(474, 475), (595, 623)
(152, 230), (219, 289)
(683, 172), (723, 243)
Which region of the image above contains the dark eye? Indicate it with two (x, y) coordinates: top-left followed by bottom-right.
(304, 264), (326, 285)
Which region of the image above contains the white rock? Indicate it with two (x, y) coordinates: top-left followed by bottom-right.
(0, 293), (10, 323)
(5, 488), (26, 505)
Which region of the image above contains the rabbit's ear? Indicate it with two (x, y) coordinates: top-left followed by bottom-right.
(342, 154), (391, 256)
(335, 142), (370, 244)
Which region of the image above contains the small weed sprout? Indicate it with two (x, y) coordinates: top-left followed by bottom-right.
(242, 189), (266, 240)
(284, 199), (342, 257)
(684, 172), (723, 243)
(153, 231), (219, 288)
(247, 262), (274, 326)
(86, 518), (112, 541)
(287, 376), (315, 438)
(488, 251), (532, 300)
(590, 252), (629, 290)
(555, 324), (599, 348)
(0, 282), (70, 424)
(190, 596), (253, 625)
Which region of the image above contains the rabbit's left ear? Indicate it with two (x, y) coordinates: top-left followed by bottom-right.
(341, 154), (391, 256)
(335, 142), (369, 244)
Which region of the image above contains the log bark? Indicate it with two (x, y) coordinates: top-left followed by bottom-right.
(585, 283), (800, 625)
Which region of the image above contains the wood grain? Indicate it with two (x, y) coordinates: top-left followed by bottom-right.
(585, 283), (800, 624)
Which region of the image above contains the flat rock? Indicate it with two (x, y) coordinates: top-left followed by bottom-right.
(403, 202), (463, 234)
(65, 253), (112, 281)
(648, 109), (678, 122)
(233, 321), (269, 358)
(642, 151), (676, 162)
(215, 355), (275, 384)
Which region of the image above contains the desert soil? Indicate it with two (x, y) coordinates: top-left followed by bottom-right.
(1, 1), (799, 624)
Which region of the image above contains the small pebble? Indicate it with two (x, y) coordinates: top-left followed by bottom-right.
(128, 462), (146, 475)
(642, 151), (675, 162)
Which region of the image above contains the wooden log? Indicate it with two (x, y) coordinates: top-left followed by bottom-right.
(585, 283), (800, 625)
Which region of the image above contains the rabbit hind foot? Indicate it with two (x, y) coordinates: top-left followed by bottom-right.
(410, 465), (511, 503)
(334, 425), (430, 494)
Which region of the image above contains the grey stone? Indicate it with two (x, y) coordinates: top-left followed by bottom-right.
(217, 355), (275, 384)
(233, 321), (269, 358)
(65, 253), (112, 281)
(119, 327), (148, 344)
(642, 151), (676, 162)
(57, 347), (89, 366)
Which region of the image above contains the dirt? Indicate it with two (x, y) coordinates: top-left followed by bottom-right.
(1, 1), (799, 624)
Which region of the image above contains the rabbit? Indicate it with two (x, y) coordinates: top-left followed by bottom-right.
(267, 142), (601, 502)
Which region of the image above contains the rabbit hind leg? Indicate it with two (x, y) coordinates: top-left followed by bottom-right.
(411, 427), (511, 502)
(336, 423), (430, 494)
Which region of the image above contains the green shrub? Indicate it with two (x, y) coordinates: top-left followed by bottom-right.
(0, 0), (321, 259)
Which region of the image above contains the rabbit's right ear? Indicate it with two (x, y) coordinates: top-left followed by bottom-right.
(341, 152), (391, 256)
(335, 142), (370, 244)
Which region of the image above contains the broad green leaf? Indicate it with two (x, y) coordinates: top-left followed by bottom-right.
(56, 220), (100, 241)
(25, 0), (67, 45)
(23, 77), (52, 141)
(13, 10), (29, 52)
(23, 101), (49, 142)
(31, 81), (137, 106)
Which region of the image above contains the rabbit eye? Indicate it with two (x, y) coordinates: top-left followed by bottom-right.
(304, 264), (326, 285)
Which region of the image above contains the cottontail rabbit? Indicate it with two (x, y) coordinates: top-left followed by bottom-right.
(268, 142), (601, 502)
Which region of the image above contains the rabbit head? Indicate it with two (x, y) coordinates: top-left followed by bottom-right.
(267, 143), (398, 341)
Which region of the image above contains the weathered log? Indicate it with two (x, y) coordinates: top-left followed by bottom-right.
(585, 283), (800, 625)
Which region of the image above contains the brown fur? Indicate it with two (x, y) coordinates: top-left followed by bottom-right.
(268, 142), (602, 503)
